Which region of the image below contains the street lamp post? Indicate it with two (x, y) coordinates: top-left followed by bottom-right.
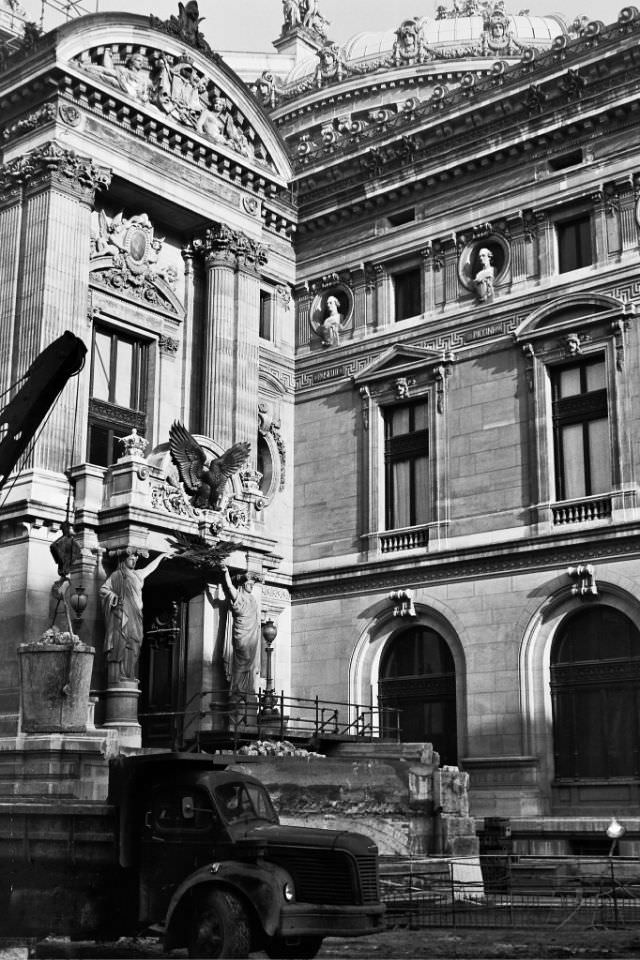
(606, 816), (626, 926)
(260, 619), (279, 718)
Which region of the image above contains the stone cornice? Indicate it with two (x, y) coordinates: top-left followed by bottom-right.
(291, 524), (640, 602)
(0, 140), (111, 206)
(286, 12), (640, 174)
(294, 98), (639, 232)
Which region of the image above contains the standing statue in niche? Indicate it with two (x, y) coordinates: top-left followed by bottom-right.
(473, 247), (495, 303)
(317, 295), (342, 347)
(100, 550), (167, 683)
(217, 565), (261, 724)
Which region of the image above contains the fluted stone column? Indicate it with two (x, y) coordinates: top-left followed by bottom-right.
(235, 255), (262, 458)
(202, 226), (238, 447)
(8, 142), (111, 473)
(199, 224), (268, 452)
(444, 241), (458, 305)
(619, 184), (638, 253)
(0, 174), (23, 400)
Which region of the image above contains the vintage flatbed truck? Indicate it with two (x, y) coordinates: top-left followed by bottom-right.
(0, 752), (384, 958)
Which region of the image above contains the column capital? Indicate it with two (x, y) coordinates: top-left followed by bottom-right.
(193, 222), (269, 272)
(1, 141), (111, 205)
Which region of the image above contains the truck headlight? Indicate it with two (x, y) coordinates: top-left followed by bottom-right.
(283, 881), (295, 902)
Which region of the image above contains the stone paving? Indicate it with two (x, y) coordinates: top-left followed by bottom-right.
(5, 928), (640, 959)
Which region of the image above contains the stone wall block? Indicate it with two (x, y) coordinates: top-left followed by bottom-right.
(434, 766), (471, 816)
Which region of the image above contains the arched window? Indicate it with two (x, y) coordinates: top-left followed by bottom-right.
(378, 626), (457, 764)
(551, 606), (640, 780)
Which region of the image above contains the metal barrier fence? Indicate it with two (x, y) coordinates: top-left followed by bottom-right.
(380, 855), (640, 930)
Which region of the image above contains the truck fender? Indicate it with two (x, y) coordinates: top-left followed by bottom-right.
(164, 859), (293, 949)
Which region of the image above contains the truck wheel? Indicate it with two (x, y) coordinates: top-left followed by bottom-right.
(265, 935), (324, 959)
(188, 889), (251, 959)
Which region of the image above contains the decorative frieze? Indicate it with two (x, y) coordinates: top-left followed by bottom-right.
(1, 102), (56, 143)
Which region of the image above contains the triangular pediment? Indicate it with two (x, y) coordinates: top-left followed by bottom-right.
(353, 344), (451, 385)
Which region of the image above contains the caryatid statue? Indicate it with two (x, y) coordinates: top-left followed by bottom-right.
(100, 549), (168, 683)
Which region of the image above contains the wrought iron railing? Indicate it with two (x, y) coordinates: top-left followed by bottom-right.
(209, 690), (402, 744)
(380, 855), (640, 930)
(140, 690), (402, 750)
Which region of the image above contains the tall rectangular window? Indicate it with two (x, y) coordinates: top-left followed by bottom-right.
(259, 291), (273, 341)
(393, 267), (422, 322)
(384, 400), (429, 529)
(88, 325), (148, 467)
(556, 215), (592, 273)
(552, 357), (610, 501)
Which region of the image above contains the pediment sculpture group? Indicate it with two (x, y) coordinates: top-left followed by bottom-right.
(84, 49), (254, 159)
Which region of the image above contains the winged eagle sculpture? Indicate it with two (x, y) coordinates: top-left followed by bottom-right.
(169, 421), (251, 511)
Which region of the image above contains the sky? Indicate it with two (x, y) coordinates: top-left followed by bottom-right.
(16, 0), (621, 50)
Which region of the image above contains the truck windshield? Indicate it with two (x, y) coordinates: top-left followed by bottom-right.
(214, 781), (278, 825)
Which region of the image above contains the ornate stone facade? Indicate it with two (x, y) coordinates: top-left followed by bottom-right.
(2, 1), (640, 834)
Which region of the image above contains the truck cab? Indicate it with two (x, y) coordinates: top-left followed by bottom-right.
(111, 752), (385, 958)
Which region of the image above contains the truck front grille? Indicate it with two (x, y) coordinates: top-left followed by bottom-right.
(268, 849), (379, 905)
(356, 853), (380, 903)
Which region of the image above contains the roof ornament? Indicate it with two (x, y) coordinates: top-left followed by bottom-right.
(150, 1), (216, 58)
(281, 0), (329, 40)
(392, 18), (432, 64)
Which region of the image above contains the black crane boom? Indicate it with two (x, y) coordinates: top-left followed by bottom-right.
(0, 331), (87, 490)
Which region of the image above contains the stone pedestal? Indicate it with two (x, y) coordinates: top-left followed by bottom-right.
(0, 731), (119, 800)
(101, 680), (141, 749)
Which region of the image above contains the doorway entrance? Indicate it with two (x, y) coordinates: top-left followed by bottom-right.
(378, 625), (458, 764)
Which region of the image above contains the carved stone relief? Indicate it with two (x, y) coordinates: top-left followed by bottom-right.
(392, 18), (431, 65)
(0, 141), (111, 205)
(75, 45), (269, 165)
(90, 210), (183, 314)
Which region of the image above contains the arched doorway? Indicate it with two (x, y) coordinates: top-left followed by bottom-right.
(378, 625), (458, 764)
(551, 605), (640, 780)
